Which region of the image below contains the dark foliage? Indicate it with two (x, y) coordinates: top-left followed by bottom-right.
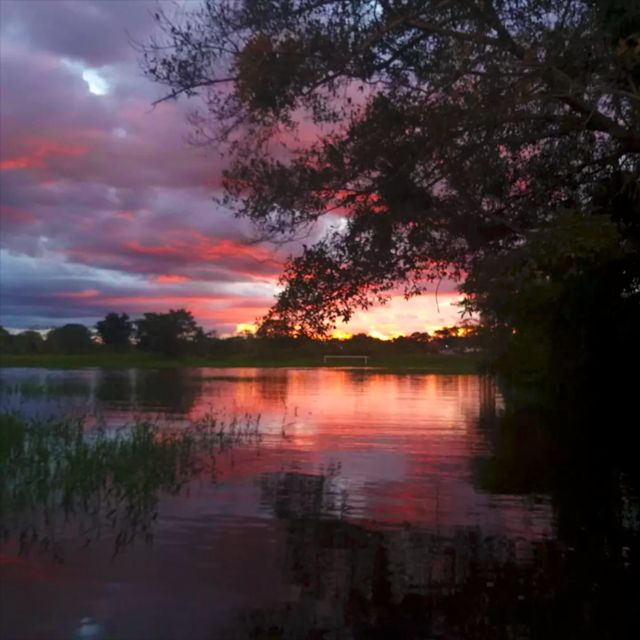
(1, 315), (481, 361)
(46, 324), (93, 354)
(95, 312), (134, 349)
(135, 0), (640, 391)
(134, 308), (207, 357)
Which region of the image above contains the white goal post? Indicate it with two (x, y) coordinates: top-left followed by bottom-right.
(323, 355), (369, 366)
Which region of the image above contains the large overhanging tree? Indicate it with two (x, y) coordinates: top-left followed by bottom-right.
(140, 0), (639, 342)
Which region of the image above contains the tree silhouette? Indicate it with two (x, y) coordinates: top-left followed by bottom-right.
(139, 0), (639, 343)
(95, 312), (133, 349)
(46, 324), (93, 354)
(135, 308), (204, 357)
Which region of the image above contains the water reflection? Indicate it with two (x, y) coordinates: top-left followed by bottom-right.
(0, 368), (638, 639)
(0, 414), (262, 562)
(239, 441), (639, 639)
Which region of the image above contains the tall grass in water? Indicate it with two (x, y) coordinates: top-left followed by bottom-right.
(0, 412), (262, 560)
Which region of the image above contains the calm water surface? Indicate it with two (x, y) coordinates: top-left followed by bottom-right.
(0, 368), (638, 639)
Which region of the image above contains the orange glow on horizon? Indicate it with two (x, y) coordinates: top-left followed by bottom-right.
(236, 323), (258, 335)
(368, 329), (403, 341)
(41, 283), (466, 338)
(331, 329), (352, 340)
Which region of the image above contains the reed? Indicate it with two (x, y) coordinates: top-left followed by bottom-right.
(0, 412), (262, 559)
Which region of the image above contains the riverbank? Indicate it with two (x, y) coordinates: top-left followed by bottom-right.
(0, 352), (481, 374)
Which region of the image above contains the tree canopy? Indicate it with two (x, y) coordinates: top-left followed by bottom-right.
(140, 0), (639, 374)
(46, 324), (93, 354)
(135, 309), (205, 357)
(95, 312), (133, 349)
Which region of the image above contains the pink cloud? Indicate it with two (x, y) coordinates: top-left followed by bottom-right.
(0, 138), (88, 171)
(154, 274), (191, 284)
(0, 204), (36, 224)
(125, 241), (180, 256)
(53, 289), (100, 299)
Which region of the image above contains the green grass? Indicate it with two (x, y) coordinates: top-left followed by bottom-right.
(0, 412), (262, 559)
(0, 351), (481, 373)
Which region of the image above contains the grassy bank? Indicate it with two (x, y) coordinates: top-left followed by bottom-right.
(0, 351), (481, 373)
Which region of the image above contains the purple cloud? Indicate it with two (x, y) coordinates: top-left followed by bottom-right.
(0, 0), (461, 336)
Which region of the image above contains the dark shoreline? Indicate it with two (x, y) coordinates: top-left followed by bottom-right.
(0, 352), (481, 374)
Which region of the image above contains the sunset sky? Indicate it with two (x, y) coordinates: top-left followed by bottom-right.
(0, 0), (462, 337)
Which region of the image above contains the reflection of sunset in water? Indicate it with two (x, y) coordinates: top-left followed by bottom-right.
(188, 369), (484, 430)
(0, 368), (548, 541)
(172, 370), (552, 539)
(2, 367), (635, 640)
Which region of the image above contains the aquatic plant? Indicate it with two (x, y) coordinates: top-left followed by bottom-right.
(0, 412), (262, 559)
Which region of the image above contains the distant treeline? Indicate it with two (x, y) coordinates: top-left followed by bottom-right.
(0, 309), (481, 359)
